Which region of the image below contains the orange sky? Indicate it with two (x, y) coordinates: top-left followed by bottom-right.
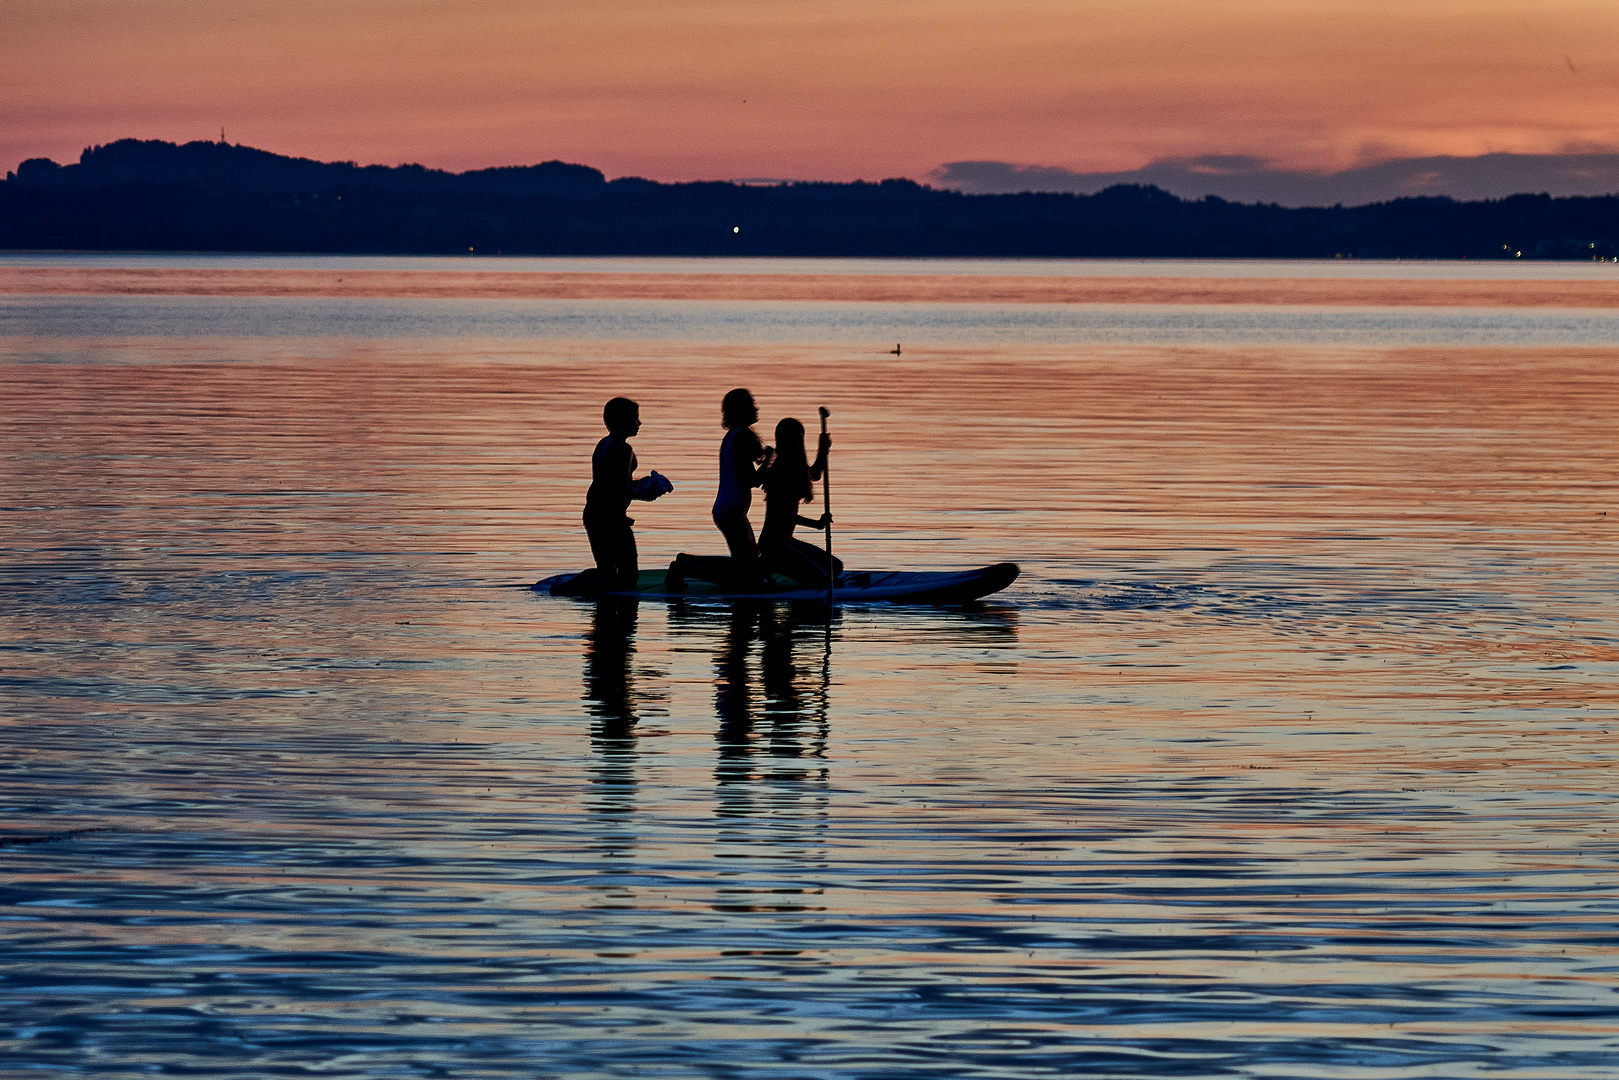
(5, 0), (1618, 182)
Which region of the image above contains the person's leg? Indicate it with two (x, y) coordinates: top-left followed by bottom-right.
(585, 514), (638, 591)
(585, 514), (616, 576)
(714, 510), (762, 588)
(572, 514), (618, 593)
(787, 536), (842, 580)
(666, 553), (736, 591)
(715, 510), (757, 561)
(611, 518), (639, 590)
(761, 537), (826, 587)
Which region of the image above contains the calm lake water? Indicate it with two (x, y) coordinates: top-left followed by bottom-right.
(3, 257), (1617, 1077)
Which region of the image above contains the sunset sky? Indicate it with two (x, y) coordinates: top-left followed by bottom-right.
(6, 0), (1618, 184)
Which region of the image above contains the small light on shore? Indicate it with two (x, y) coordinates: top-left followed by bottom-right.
(733, 226), (740, 233)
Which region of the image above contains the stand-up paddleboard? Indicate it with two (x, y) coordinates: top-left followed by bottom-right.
(536, 563), (1019, 604)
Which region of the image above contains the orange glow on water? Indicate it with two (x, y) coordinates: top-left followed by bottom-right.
(7, 267), (1619, 308)
(5, 263), (1619, 1071)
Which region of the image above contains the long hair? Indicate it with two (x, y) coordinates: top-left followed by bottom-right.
(721, 388), (756, 430)
(767, 417), (813, 504)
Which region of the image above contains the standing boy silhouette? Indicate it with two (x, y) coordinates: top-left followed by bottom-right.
(582, 397), (671, 591)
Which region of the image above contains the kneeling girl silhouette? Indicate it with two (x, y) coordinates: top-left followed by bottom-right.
(759, 417), (842, 587)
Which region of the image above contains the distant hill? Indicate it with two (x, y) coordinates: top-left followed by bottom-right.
(936, 153), (1619, 207)
(10, 138), (607, 198)
(5, 138), (1619, 259)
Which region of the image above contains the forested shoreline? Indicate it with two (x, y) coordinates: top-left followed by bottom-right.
(6, 139), (1618, 259)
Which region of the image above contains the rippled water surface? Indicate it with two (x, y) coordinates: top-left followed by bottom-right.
(6, 251), (1619, 279)
(3, 259), (1618, 1077)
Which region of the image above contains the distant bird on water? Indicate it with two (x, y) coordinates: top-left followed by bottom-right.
(889, 344), (902, 355)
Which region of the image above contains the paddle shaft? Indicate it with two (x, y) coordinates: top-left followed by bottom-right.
(819, 406), (833, 605)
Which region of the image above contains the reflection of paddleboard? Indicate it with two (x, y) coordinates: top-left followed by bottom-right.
(537, 563), (1019, 604)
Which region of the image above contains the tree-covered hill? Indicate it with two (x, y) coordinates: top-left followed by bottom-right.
(6, 138), (1618, 259)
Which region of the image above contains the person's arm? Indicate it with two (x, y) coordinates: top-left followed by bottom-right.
(739, 429), (766, 488)
(809, 431), (830, 481)
(795, 511), (831, 530)
(614, 443), (645, 501)
(619, 444), (670, 502)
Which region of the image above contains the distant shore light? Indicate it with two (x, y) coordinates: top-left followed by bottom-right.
(733, 226), (740, 233)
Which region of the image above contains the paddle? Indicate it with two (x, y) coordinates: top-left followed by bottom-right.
(819, 406), (834, 607)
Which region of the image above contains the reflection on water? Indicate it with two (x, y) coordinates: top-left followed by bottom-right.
(698, 605), (830, 819)
(586, 599), (641, 841)
(3, 276), (1619, 1077)
(8, 250), (1619, 279)
(9, 292), (1619, 347)
(586, 598), (642, 738)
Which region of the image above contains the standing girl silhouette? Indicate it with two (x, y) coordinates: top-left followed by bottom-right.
(666, 388), (766, 591)
(710, 387), (766, 572)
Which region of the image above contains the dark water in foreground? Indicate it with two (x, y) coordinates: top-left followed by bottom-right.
(3, 271), (1618, 1077)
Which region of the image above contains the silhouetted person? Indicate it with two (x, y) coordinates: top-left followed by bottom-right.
(581, 397), (670, 592)
(666, 388), (765, 591)
(711, 387), (767, 567)
(759, 417), (843, 587)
